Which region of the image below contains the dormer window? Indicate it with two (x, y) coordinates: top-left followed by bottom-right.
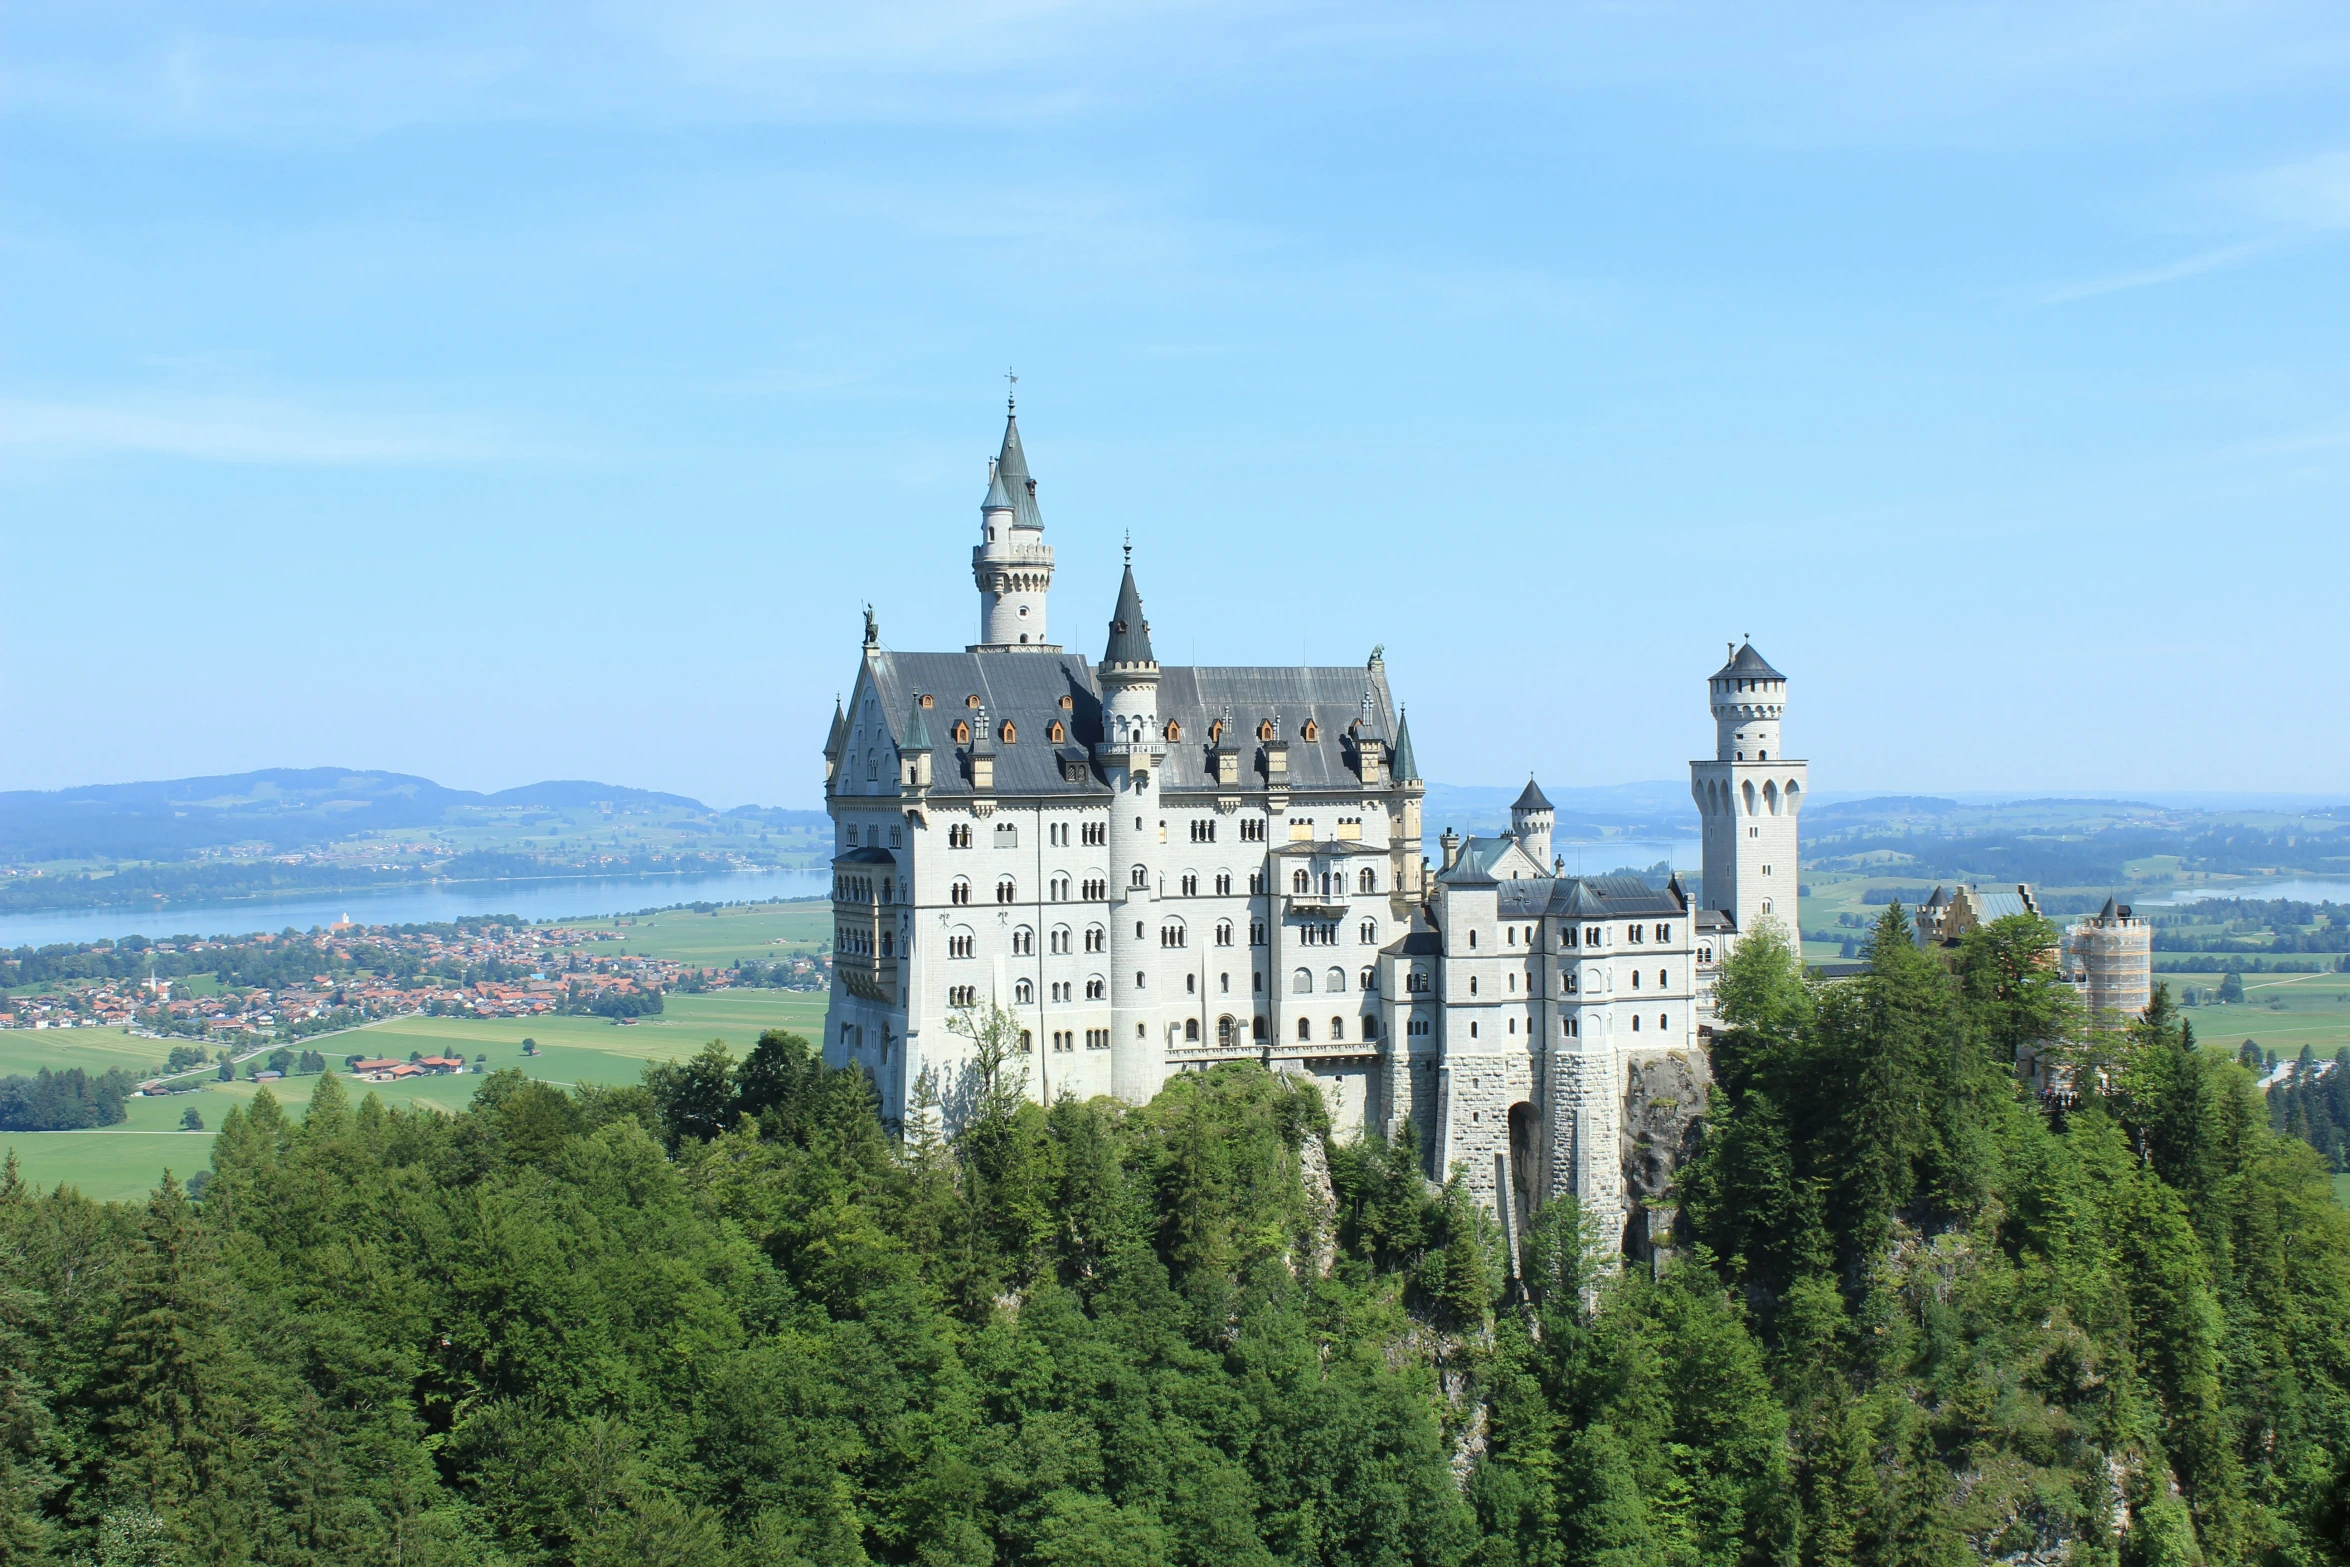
(1301, 720), (1318, 742)
(1209, 718), (1223, 745)
(966, 694), (982, 708)
(1257, 720), (1276, 741)
(1165, 721), (1181, 742)
(1000, 721), (1017, 744)
(952, 721), (971, 744)
(919, 694), (934, 708)
(1059, 695), (1074, 710)
(1048, 720), (1066, 743)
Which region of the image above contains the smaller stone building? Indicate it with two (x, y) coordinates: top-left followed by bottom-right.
(2063, 896), (2152, 1025)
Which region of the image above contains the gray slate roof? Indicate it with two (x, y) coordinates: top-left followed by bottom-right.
(1513, 778), (1553, 813)
(857, 651), (1405, 799)
(1390, 711), (1420, 782)
(1103, 564), (1155, 667)
(1713, 640), (1784, 681)
(982, 413), (1045, 531)
(1494, 874), (1688, 920)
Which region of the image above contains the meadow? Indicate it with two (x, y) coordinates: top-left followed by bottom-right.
(2, 988), (827, 1201)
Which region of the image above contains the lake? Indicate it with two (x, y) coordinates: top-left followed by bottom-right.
(0, 867), (834, 949)
(2138, 879), (2350, 907)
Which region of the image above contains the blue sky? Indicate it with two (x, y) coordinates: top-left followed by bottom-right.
(5, 2), (2347, 809)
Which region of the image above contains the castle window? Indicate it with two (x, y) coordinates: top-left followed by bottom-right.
(1302, 720), (1318, 741)
(1048, 720), (1066, 743)
(995, 821), (1018, 847)
(1209, 719), (1223, 744)
(966, 695), (982, 708)
(1298, 1018), (1312, 1041)
(951, 878), (971, 905)
(1165, 721), (1181, 742)
(1658, 1013), (1668, 1031)
(948, 932), (974, 959)
(1469, 977), (1478, 996)
(1088, 925), (1108, 953)
(1293, 869), (1310, 894)
(1000, 721), (1017, 744)
(1051, 925), (1071, 953)
(996, 877), (1016, 903)
(1185, 1018), (1200, 1042)
(1086, 976), (1106, 999)
(1258, 720), (1276, 741)
(1657, 970), (1667, 987)
(1059, 695), (1074, 710)
(1253, 1015), (1267, 1039)
(1326, 966), (1345, 992)
(1015, 978), (1033, 1003)
(1359, 967), (1374, 990)
(1655, 923), (1671, 942)
(1330, 1016), (1344, 1040)
(1359, 868), (1377, 893)
(1292, 968), (1311, 995)
(1359, 919), (1377, 944)
(1215, 872), (1232, 895)
(1632, 1014), (1641, 1031)
(1012, 926), (1034, 955)
(1181, 873), (1198, 895)
(1216, 920), (1233, 946)
(952, 721), (970, 744)
(919, 694), (934, 708)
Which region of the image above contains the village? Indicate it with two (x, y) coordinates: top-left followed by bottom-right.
(0, 913), (830, 1050)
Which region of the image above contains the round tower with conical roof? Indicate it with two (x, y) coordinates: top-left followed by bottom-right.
(1690, 640), (1805, 938)
(1095, 550), (1166, 1104)
(1510, 777), (1554, 867)
(970, 397), (1059, 652)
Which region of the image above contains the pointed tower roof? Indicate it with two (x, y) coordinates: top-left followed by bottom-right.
(902, 695), (933, 752)
(1103, 559), (1156, 667)
(823, 697), (847, 761)
(1713, 640), (1783, 680)
(1390, 709), (1420, 782)
(984, 411), (1045, 530)
(1513, 777), (1553, 813)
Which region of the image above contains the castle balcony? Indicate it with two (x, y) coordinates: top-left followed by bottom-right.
(840, 956), (899, 1005)
(1287, 893), (1351, 916)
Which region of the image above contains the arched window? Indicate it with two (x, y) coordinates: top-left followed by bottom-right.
(1086, 975), (1106, 1000)
(1217, 1015), (1237, 1047)
(1742, 779), (1758, 815)
(1292, 869), (1310, 893)
(1184, 1018), (1199, 1042)
(1326, 966), (1345, 992)
(1130, 865), (1148, 889)
(951, 878), (971, 906)
(1763, 779), (1779, 815)
(1329, 1016), (1343, 1040)
(1291, 967), (1312, 995)
(1359, 919), (1377, 944)
(1358, 868), (1377, 893)
(866, 751), (877, 781)
(1359, 967), (1374, 990)
(1297, 1017), (1312, 1041)
(1014, 978), (1033, 1003)
(996, 877), (1016, 903)
(1019, 1029), (1033, 1053)
(1012, 926), (1034, 955)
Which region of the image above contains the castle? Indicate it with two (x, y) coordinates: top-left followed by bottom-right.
(823, 405), (1806, 1252)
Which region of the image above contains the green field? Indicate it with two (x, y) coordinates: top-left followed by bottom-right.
(554, 900), (830, 965)
(2, 989), (827, 1203)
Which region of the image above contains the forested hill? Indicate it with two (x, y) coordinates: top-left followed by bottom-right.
(2, 913), (2347, 1565)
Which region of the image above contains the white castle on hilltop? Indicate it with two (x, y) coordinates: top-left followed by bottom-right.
(822, 404), (1805, 1253)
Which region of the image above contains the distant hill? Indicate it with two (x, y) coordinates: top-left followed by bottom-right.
(0, 768), (817, 864)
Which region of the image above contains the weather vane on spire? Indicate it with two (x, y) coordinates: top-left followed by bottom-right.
(1123, 530), (1132, 567)
(1005, 367), (1017, 412)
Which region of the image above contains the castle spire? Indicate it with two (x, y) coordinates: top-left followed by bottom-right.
(1103, 556), (1155, 668)
(971, 400), (1057, 651)
(1390, 708), (1420, 783)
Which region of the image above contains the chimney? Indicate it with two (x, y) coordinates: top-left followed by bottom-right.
(1439, 828), (1461, 872)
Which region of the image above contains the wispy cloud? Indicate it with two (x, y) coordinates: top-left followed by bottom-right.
(2034, 237), (2283, 303)
(0, 397), (535, 465)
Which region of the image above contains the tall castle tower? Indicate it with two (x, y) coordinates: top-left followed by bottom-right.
(1691, 642), (1805, 936)
(970, 396), (1059, 652)
(1095, 552), (1166, 1103)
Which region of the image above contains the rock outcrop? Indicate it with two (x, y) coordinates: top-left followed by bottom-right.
(1621, 1049), (1712, 1262)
